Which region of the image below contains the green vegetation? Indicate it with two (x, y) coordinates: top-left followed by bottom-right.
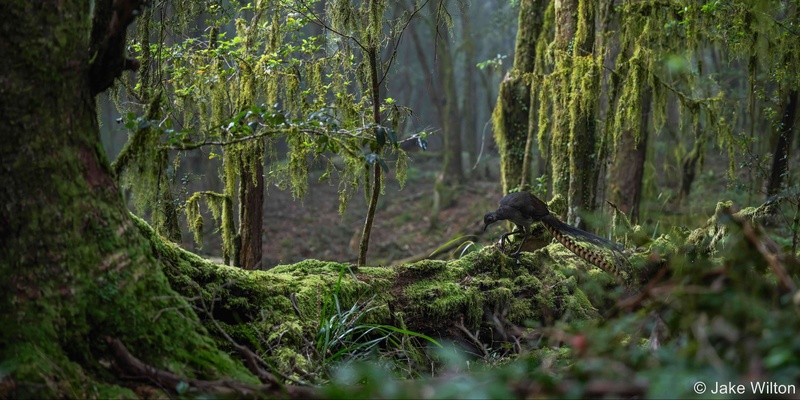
(3, 0), (800, 399)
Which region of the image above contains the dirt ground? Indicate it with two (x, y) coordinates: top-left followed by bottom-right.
(259, 157), (504, 268)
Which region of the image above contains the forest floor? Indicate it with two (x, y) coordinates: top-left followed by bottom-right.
(259, 155), (503, 268)
(184, 154), (506, 268)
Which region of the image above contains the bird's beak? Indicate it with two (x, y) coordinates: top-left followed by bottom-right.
(483, 223), (489, 232)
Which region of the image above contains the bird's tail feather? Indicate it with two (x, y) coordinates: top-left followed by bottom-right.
(541, 214), (629, 283)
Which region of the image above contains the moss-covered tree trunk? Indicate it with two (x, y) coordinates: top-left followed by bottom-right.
(0, 1), (261, 397)
(237, 7), (266, 270)
(550, 0), (598, 225)
(610, 89), (652, 224)
(493, 0), (548, 194)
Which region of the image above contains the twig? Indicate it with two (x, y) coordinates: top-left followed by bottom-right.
(739, 215), (797, 292)
(455, 317), (489, 358)
(379, 0), (431, 85)
(292, 0), (366, 51)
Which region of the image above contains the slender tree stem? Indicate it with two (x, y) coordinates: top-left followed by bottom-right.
(358, 43), (383, 267)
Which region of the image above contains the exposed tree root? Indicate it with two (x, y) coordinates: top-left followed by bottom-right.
(106, 337), (317, 399)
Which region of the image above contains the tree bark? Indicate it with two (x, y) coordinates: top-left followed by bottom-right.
(766, 89), (798, 197)
(0, 1), (260, 397)
(436, 22), (464, 183)
(239, 160), (264, 269)
(358, 42), (383, 267)
(493, 0), (548, 194)
(551, 0), (598, 225)
(237, 7), (266, 270)
(461, 5), (478, 176)
(610, 89), (652, 224)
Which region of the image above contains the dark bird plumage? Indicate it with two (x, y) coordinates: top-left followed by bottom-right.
(484, 192), (627, 282)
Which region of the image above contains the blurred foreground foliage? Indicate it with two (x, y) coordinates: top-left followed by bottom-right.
(316, 200), (800, 398)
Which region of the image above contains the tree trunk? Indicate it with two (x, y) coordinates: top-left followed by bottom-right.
(493, 0), (548, 194)
(436, 26), (464, 183)
(610, 89), (652, 224)
(678, 116), (705, 205)
(461, 6), (478, 175)
(0, 1), (260, 396)
(766, 89), (798, 197)
(551, 0), (598, 225)
(237, 7), (266, 270)
(239, 158), (264, 270)
(357, 42), (383, 267)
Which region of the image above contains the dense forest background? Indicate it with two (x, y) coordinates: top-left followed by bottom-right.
(97, 0), (800, 269)
(2, 0), (800, 398)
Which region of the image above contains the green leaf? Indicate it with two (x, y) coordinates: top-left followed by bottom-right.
(318, 170), (331, 183)
(378, 157), (389, 173)
(266, 113), (286, 126)
(376, 127), (386, 146)
(233, 110), (248, 121)
(387, 128), (397, 146)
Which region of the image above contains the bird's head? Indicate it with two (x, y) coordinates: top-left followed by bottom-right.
(483, 212), (500, 231)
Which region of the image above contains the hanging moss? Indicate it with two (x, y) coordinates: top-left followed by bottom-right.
(184, 191), (226, 247)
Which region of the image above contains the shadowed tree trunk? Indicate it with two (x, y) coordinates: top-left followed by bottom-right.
(0, 1), (273, 397)
(678, 115), (705, 205)
(239, 158), (264, 270)
(237, 7), (266, 270)
(766, 89), (798, 197)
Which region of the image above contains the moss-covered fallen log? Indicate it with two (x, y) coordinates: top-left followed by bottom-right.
(132, 213), (650, 381)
